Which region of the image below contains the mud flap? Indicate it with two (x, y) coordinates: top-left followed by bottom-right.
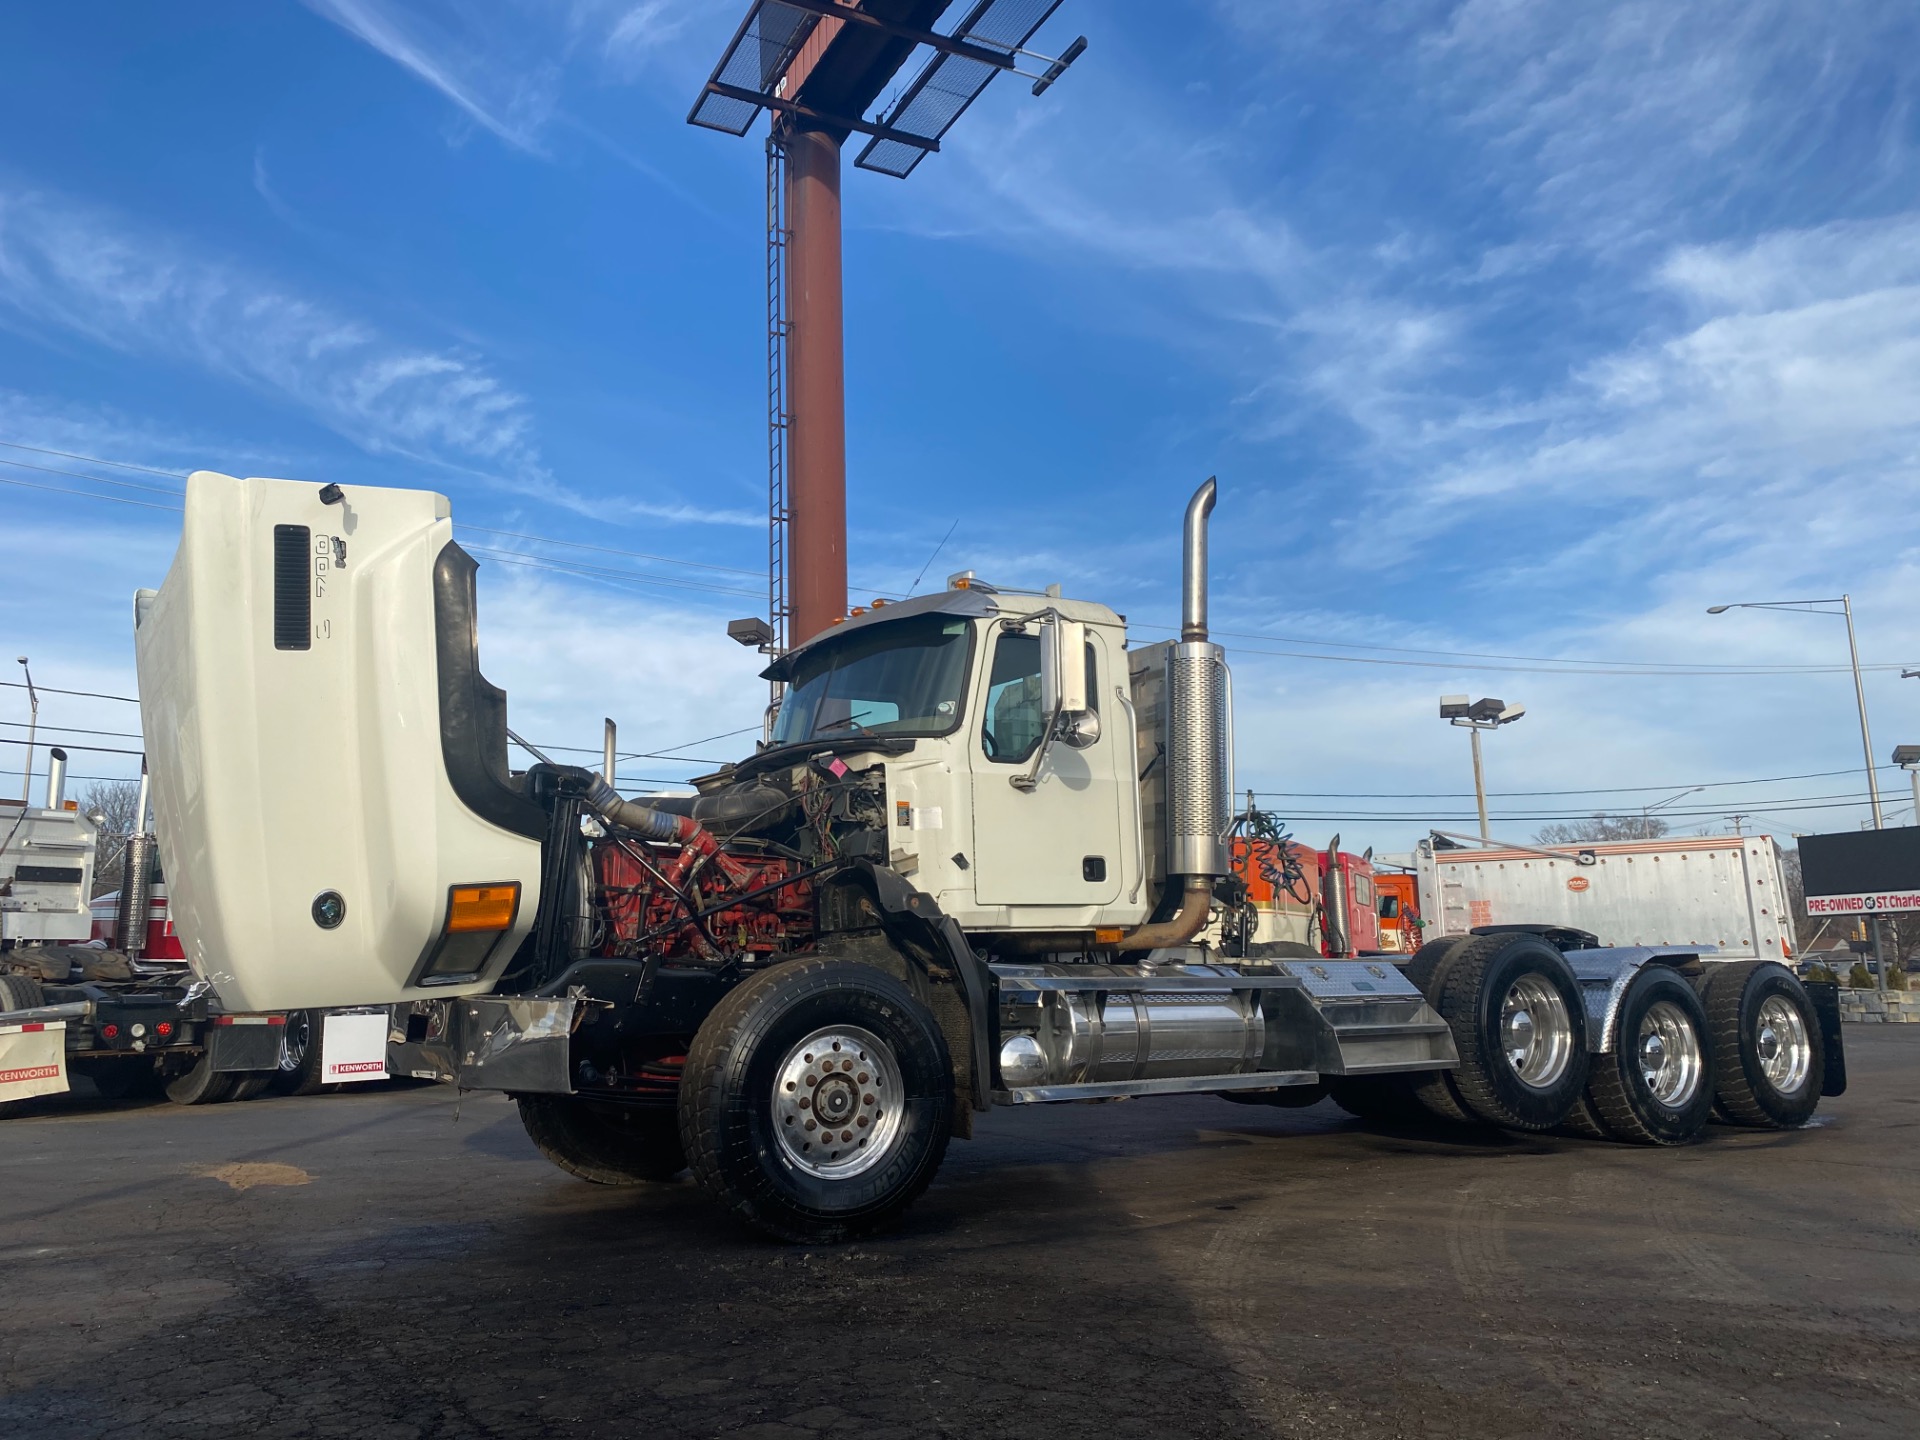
(1802, 979), (1847, 1097)
(387, 996), (575, 1093)
(0, 1021), (69, 1102)
(206, 1015), (286, 1072)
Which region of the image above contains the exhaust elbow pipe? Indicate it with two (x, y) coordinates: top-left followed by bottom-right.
(1115, 876), (1215, 951)
(1182, 476), (1217, 644)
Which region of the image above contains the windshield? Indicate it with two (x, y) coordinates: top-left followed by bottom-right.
(772, 614), (972, 745)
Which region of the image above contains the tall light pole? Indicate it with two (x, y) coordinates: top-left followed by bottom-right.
(1711, 596), (1884, 988)
(15, 656), (37, 805)
(1440, 695), (1525, 842)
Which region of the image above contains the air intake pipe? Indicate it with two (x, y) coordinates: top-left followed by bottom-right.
(584, 774), (702, 845)
(1117, 478), (1232, 951)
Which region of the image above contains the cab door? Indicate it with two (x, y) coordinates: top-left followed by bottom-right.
(967, 625), (1126, 908)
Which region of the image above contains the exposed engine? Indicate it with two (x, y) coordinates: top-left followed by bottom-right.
(582, 755), (889, 966)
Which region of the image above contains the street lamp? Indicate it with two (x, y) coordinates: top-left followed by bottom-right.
(15, 656), (36, 805)
(1894, 745), (1920, 826)
(1440, 695), (1525, 842)
(1706, 597), (1882, 827)
(1711, 596), (1884, 988)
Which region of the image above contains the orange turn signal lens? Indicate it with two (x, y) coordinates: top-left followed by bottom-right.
(447, 883), (520, 933)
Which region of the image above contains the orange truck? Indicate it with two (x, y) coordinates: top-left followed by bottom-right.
(1227, 837), (1421, 956)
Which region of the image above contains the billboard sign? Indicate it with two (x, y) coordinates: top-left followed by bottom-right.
(1799, 826), (1920, 915)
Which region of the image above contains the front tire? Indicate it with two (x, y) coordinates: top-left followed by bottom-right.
(1585, 966), (1713, 1145)
(518, 1095), (687, 1184)
(1701, 962), (1821, 1129)
(1431, 933), (1589, 1131)
(681, 958), (953, 1244)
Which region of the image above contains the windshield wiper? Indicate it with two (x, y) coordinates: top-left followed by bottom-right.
(814, 709), (877, 736)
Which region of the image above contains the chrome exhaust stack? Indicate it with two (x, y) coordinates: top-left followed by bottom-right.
(44, 746), (68, 810)
(1168, 478), (1230, 881)
(1116, 479), (1233, 949)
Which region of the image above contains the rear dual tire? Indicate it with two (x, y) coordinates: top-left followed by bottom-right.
(1423, 933), (1589, 1132)
(1579, 966), (1713, 1145)
(1701, 962), (1822, 1129)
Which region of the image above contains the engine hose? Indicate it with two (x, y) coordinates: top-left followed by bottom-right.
(585, 775), (702, 844)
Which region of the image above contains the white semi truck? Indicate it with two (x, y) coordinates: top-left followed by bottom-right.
(128, 472), (1844, 1240)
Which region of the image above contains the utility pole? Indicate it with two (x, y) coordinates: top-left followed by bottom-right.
(1724, 813), (1750, 836)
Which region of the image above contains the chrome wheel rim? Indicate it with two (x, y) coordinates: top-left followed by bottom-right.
(277, 1012), (311, 1073)
(1754, 995), (1811, 1096)
(1501, 974), (1574, 1088)
(772, 1025), (905, 1180)
(1636, 1000), (1703, 1108)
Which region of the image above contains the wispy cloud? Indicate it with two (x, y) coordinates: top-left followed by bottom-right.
(0, 186), (556, 488)
(301, 0), (709, 153)
(302, 0), (561, 153)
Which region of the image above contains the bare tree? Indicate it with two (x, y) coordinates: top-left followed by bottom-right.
(1534, 814), (1670, 845)
(84, 779), (143, 897)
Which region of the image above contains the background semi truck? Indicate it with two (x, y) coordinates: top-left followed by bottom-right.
(0, 756), (286, 1111)
(130, 471), (1844, 1240)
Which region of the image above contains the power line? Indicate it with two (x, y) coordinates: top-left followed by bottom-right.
(0, 681), (142, 704)
(1131, 623), (1915, 677)
(0, 439), (191, 479)
(0, 736), (146, 756)
(454, 525), (763, 579)
(0, 473), (184, 512)
(0, 721), (144, 740)
(461, 546), (765, 599)
(0, 455), (188, 498)
(1254, 766), (1901, 800)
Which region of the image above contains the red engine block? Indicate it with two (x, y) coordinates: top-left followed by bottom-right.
(593, 835), (815, 960)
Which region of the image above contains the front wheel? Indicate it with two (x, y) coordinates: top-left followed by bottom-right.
(1701, 962), (1821, 1129)
(681, 958), (953, 1244)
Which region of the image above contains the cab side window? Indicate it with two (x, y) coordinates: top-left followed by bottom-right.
(982, 634), (1043, 762)
(981, 633), (1100, 764)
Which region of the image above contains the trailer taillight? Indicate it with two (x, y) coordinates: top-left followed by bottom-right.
(101, 1023), (119, 1039)
(156, 1021), (173, 1038)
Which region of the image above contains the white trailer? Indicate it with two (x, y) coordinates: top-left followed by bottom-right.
(1415, 835), (1793, 960)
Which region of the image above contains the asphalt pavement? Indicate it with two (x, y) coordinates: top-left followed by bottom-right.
(2, 1028), (1917, 1440)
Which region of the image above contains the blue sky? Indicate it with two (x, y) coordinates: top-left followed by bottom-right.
(4, 0), (1919, 850)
